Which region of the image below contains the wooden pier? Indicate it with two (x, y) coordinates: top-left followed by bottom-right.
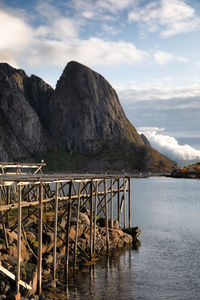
(0, 163), (133, 297)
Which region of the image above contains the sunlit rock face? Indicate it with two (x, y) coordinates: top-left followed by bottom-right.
(47, 61), (144, 154)
(0, 61), (176, 172)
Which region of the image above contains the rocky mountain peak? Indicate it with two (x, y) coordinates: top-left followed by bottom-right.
(48, 61), (144, 154)
(0, 63), (54, 161)
(0, 61), (176, 172)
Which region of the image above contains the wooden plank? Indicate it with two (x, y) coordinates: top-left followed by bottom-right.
(65, 180), (72, 280)
(123, 178), (126, 229)
(0, 265), (32, 290)
(37, 183), (43, 295)
(93, 180), (98, 254)
(0, 188), (126, 212)
(128, 178), (131, 228)
(90, 180), (93, 259)
(0, 163), (46, 168)
(104, 179), (109, 252)
(1, 211), (9, 251)
(16, 184), (22, 294)
(53, 182), (59, 281)
(33, 166), (43, 175)
(110, 178), (113, 229)
(74, 181), (81, 268)
(117, 179), (120, 227)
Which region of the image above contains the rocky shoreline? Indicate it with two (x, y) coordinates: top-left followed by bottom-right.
(0, 207), (140, 299)
(169, 162), (200, 179)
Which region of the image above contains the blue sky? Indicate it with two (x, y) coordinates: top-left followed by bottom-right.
(1, 0), (200, 163)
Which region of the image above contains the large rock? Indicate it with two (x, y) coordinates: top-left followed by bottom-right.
(0, 61), (176, 172)
(48, 61), (144, 154)
(0, 63), (54, 161)
(46, 61), (175, 171)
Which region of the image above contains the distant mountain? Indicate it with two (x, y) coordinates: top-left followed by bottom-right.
(0, 61), (176, 172)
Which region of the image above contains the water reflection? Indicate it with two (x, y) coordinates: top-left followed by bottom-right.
(132, 239), (141, 251)
(65, 242), (141, 300)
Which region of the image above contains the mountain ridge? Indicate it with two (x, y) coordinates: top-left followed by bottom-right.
(0, 61), (176, 172)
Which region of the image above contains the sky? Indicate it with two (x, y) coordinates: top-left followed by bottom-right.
(1, 0), (200, 164)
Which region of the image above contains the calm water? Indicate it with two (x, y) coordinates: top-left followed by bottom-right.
(67, 177), (200, 300)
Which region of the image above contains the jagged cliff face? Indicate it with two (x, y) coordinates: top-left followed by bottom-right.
(0, 63), (54, 160)
(0, 61), (176, 172)
(48, 61), (144, 154)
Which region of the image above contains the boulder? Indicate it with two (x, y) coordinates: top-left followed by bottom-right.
(122, 227), (141, 240)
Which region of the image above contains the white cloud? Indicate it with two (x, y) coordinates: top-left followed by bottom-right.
(153, 50), (188, 65)
(0, 10), (33, 49)
(70, 0), (134, 18)
(0, 1), (191, 72)
(128, 0), (200, 37)
(118, 84), (200, 102)
(76, 38), (148, 66)
(0, 6), (148, 68)
(21, 37), (147, 67)
(138, 127), (200, 161)
(0, 50), (19, 68)
(98, 0), (134, 13)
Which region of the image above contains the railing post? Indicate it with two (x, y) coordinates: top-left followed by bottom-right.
(65, 181), (72, 280)
(93, 180), (98, 254)
(123, 178), (126, 229)
(90, 180), (93, 259)
(74, 181), (81, 268)
(104, 179), (109, 252)
(37, 182), (43, 295)
(110, 178), (113, 229)
(128, 178), (131, 228)
(16, 184), (22, 295)
(53, 182), (59, 280)
(117, 178), (120, 228)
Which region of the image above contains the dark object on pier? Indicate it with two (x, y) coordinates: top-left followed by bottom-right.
(122, 227), (141, 240)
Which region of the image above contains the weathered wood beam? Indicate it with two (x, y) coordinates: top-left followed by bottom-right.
(104, 179), (109, 252)
(128, 178), (131, 228)
(90, 180), (93, 259)
(93, 181), (98, 254)
(16, 184), (22, 294)
(0, 264), (32, 290)
(53, 182), (59, 281)
(65, 180), (72, 280)
(37, 183), (43, 295)
(118, 179), (120, 227)
(74, 181), (81, 268)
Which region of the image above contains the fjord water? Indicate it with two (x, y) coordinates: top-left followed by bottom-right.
(68, 177), (200, 300)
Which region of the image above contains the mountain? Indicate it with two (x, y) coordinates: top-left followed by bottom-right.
(48, 61), (144, 153)
(0, 61), (176, 172)
(0, 63), (54, 161)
